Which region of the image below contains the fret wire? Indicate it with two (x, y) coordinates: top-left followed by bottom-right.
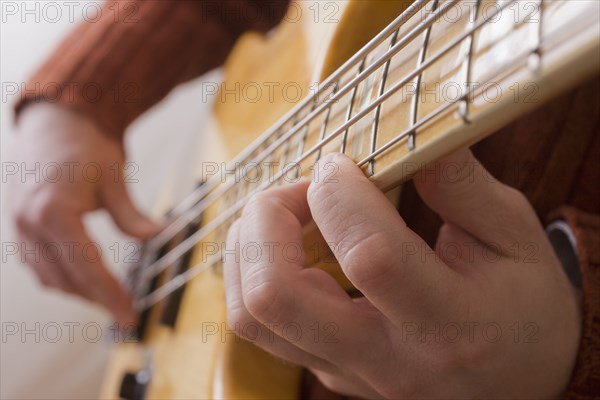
(369, 30), (399, 176)
(141, 36), (538, 311)
(262, 135), (279, 185)
(138, 97), (459, 308)
(360, 22), (548, 166)
(138, 0), (518, 287)
(527, 0), (544, 72)
(340, 59), (366, 154)
(140, 0), (600, 310)
(457, 0), (482, 123)
(287, 117), (303, 182)
(361, 54), (540, 171)
(137, 158), (318, 309)
(537, 0), (544, 50)
(140, 25), (551, 312)
(533, 0), (544, 51)
(289, 103), (317, 182)
(145, 0), (450, 253)
(409, 0), (439, 151)
(296, 101), (319, 160)
(315, 109), (332, 161)
(152, 0), (430, 243)
(281, 110), (305, 181)
(278, 131), (292, 173)
(139, 163), (302, 284)
(360, 92), (455, 168)
(316, 82), (337, 161)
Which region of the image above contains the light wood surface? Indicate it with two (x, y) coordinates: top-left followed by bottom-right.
(101, 1), (599, 398)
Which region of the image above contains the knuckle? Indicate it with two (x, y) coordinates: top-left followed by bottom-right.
(380, 384), (405, 399)
(499, 186), (538, 224)
(341, 230), (397, 289)
(435, 340), (488, 382)
(243, 278), (287, 323)
(502, 186), (530, 208)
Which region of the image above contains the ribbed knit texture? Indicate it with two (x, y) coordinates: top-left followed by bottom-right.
(14, 0), (290, 140)
(551, 207), (600, 399)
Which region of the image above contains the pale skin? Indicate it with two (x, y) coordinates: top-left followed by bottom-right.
(11, 104), (580, 397)
(223, 152), (582, 398)
(9, 103), (158, 325)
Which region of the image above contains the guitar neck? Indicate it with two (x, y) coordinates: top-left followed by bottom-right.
(193, 0), (599, 210)
(229, 0), (599, 192)
(135, 0), (599, 310)
(368, 0), (600, 190)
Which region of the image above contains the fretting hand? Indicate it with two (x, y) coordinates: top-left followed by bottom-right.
(223, 149), (580, 398)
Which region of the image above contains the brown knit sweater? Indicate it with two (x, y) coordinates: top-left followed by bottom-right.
(15, 0), (291, 140)
(14, 0), (599, 398)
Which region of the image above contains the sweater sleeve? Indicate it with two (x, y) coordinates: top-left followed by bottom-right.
(14, 0), (290, 140)
(549, 207), (600, 398)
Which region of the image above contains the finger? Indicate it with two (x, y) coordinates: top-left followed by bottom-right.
(20, 234), (80, 296)
(310, 369), (382, 399)
(16, 221), (82, 296)
(39, 213), (137, 325)
(238, 180), (388, 368)
(307, 153), (466, 323)
(435, 222), (486, 270)
(223, 218), (337, 373)
(413, 148), (544, 251)
(101, 175), (159, 240)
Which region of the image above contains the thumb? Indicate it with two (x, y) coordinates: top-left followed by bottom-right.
(101, 177), (160, 239)
(413, 148), (541, 249)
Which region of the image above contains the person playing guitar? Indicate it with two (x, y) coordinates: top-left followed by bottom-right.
(9, 0), (599, 398)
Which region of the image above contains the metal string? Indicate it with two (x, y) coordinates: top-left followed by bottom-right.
(142, 0), (435, 252)
(134, 0), (522, 310)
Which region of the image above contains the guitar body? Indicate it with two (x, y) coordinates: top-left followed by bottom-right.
(101, 2), (408, 398)
(101, 0), (599, 398)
